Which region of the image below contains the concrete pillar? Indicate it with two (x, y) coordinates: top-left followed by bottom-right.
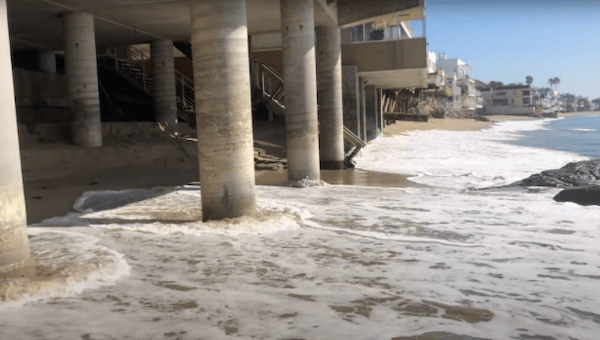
(0, 0), (33, 278)
(316, 26), (344, 170)
(281, 0), (320, 183)
(342, 65), (360, 137)
(150, 39), (177, 129)
(365, 84), (377, 141)
(37, 51), (56, 73)
(62, 11), (102, 147)
(377, 89), (383, 133)
(359, 77), (367, 142)
(190, 0), (256, 221)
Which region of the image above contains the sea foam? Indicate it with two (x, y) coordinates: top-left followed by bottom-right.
(355, 119), (589, 189)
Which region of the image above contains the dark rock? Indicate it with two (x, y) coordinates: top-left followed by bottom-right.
(510, 159), (600, 188)
(553, 187), (600, 206)
(542, 112), (558, 118)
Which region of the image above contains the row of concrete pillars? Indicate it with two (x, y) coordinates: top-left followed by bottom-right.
(0, 0), (346, 275)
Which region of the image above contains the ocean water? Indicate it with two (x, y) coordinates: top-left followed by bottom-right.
(511, 114), (600, 159)
(1, 116), (599, 340)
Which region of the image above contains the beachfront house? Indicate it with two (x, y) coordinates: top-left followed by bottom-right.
(340, 10), (429, 141)
(435, 54), (481, 112)
(480, 85), (536, 115)
(577, 97), (592, 111)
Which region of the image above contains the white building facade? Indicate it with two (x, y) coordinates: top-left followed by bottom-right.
(436, 55), (480, 112)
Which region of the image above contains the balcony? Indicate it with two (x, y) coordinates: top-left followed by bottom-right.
(476, 97), (484, 109)
(342, 37), (428, 88)
(336, 5), (427, 90)
(342, 35), (428, 88)
(457, 75), (475, 85)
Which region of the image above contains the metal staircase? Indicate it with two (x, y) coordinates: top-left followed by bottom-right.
(250, 59), (364, 166)
(102, 46), (363, 166)
(173, 41), (192, 59)
(101, 44), (197, 126)
(251, 60), (285, 120)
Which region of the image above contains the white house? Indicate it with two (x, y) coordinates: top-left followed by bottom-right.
(435, 54), (480, 111)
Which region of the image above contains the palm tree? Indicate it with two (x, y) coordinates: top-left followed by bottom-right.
(526, 76), (533, 85)
(548, 77), (560, 90)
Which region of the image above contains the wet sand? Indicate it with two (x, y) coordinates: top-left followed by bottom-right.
(255, 168), (424, 188)
(24, 167), (421, 224)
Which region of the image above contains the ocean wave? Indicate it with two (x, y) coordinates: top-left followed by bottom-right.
(69, 188), (312, 236)
(354, 119), (588, 189)
(0, 229), (130, 306)
(567, 128), (597, 132)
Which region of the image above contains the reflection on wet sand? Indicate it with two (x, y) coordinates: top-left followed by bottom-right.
(256, 168), (426, 188)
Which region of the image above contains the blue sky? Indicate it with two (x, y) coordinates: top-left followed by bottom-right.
(425, 0), (600, 98)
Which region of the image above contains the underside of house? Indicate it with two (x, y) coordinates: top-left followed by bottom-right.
(1, 0), (428, 276)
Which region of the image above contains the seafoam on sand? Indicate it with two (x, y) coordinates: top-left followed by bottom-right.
(1, 119), (599, 340)
(356, 118), (589, 189)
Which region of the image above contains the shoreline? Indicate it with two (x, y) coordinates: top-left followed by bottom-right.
(383, 110), (599, 135)
(23, 111), (598, 224)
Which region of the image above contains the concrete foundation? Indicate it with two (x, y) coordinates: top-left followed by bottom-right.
(150, 39), (177, 129)
(36, 51), (56, 74)
(0, 0), (33, 278)
(62, 11), (102, 147)
(281, 0), (320, 183)
(316, 26), (344, 170)
(342, 65), (360, 138)
(190, 0), (256, 221)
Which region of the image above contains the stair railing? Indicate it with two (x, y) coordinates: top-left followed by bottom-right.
(175, 70), (195, 113)
(126, 44), (196, 114)
(127, 44), (154, 93)
(252, 60), (285, 109)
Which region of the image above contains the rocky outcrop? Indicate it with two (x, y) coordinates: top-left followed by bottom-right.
(505, 159), (600, 206)
(553, 187), (600, 206)
(510, 159), (600, 188)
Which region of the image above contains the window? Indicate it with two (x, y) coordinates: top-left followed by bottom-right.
(350, 25), (365, 42)
(493, 99), (508, 106)
(370, 29), (384, 41)
(523, 90), (530, 96)
(523, 98), (530, 104)
(496, 92), (506, 96)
